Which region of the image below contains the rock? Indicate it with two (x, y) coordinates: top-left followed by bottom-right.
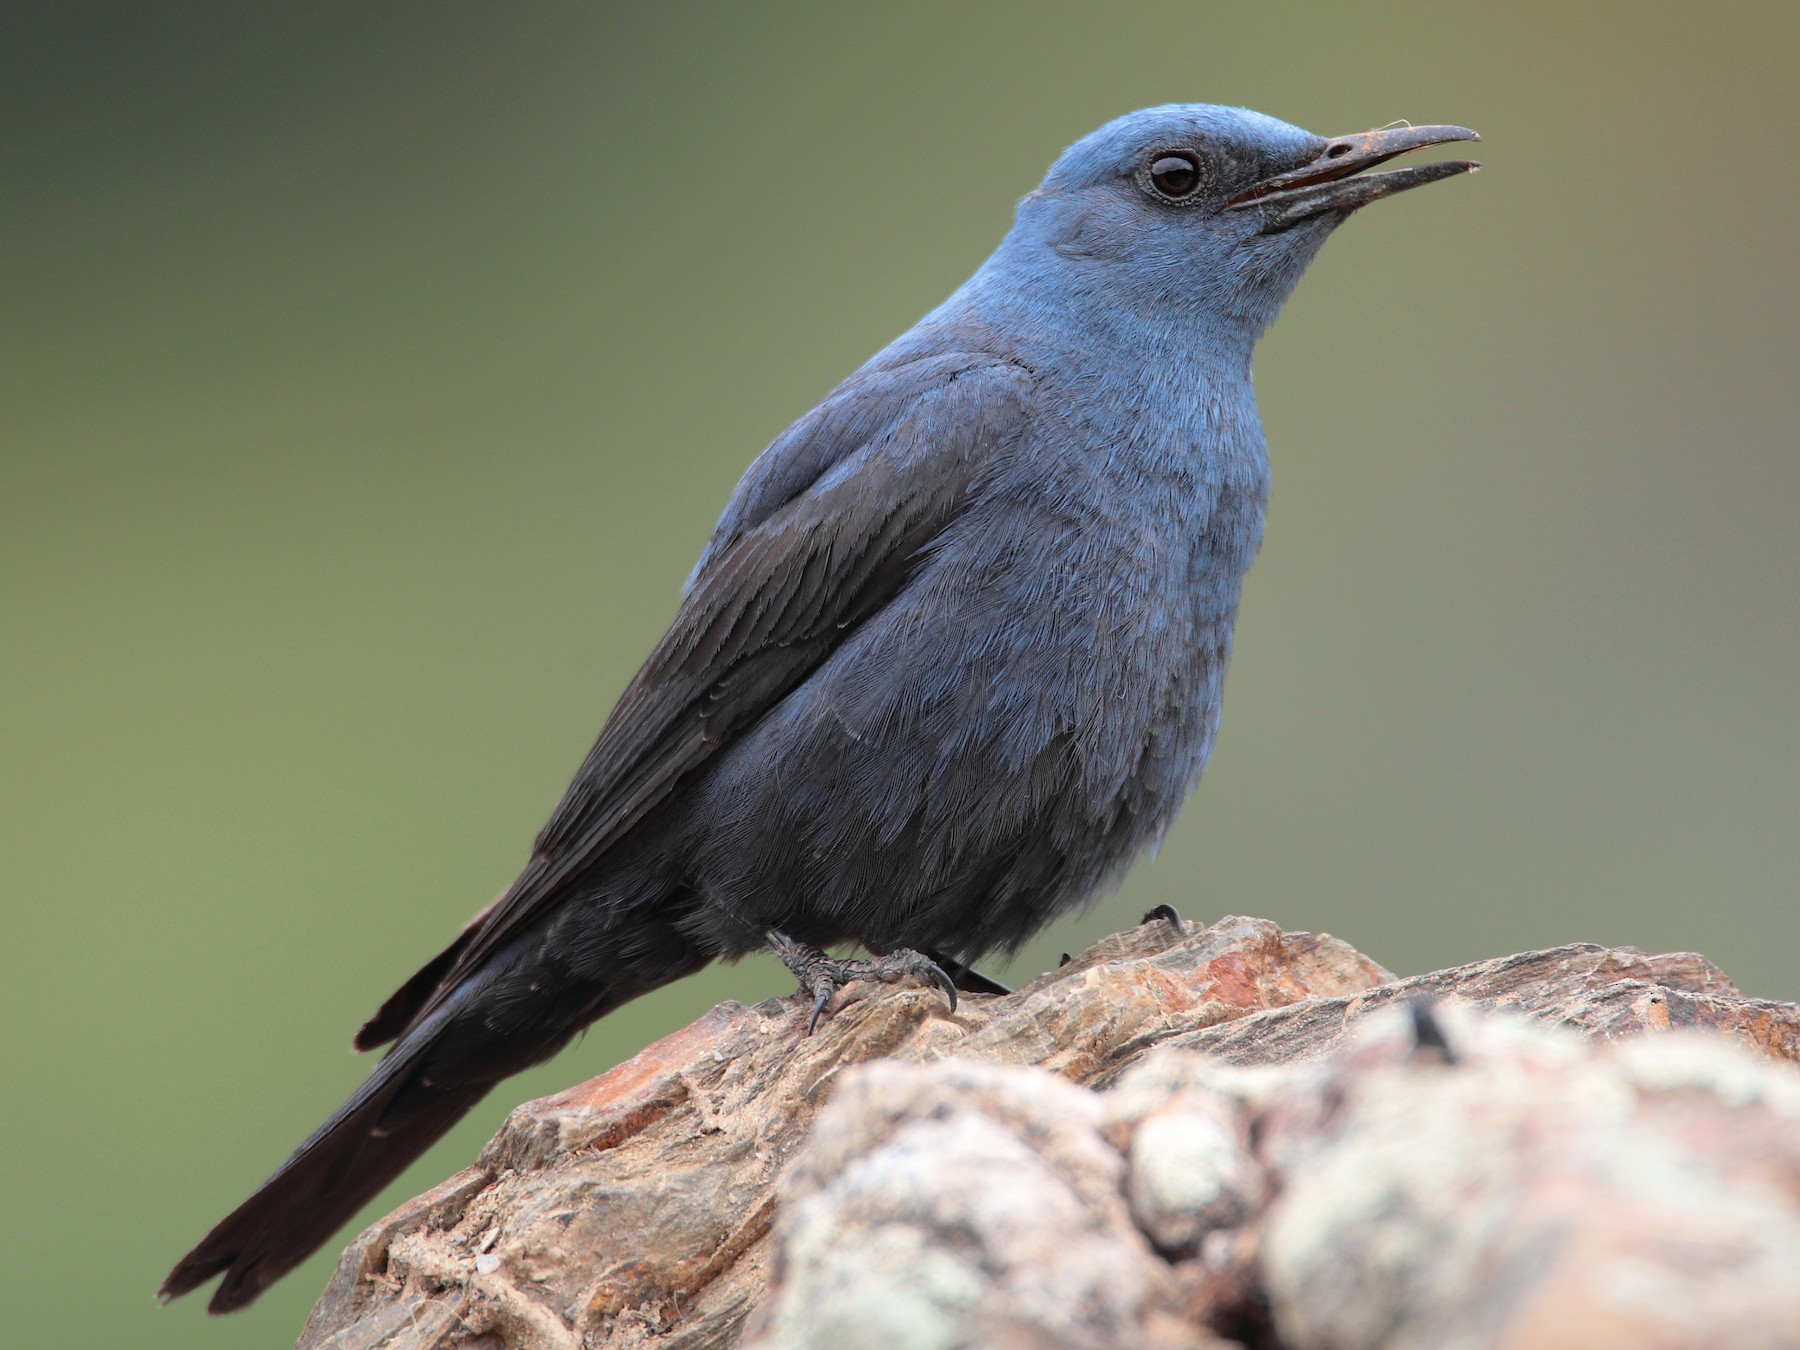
(1247, 1009), (1800, 1349)
(745, 1059), (1216, 1350)
(294, 916), (1800, 1350)
(1119, 1077), (1265, 1259)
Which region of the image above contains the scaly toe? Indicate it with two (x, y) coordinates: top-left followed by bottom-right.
(858, 948), (958, 1016)
(766, 932), (959, 1032)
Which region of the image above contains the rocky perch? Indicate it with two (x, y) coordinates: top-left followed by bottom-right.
(297, 916), (1800, 1350)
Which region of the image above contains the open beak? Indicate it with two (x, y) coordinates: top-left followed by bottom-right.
(1227, 124), (1480, 231)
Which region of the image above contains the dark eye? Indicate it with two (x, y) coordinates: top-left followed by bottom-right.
(1147, 151), (1202, 200)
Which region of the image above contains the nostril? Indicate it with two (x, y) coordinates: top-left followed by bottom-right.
(1325, 143), (1352, 159)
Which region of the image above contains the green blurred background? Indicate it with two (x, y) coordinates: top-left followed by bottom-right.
(5, 2), (1796, 1344)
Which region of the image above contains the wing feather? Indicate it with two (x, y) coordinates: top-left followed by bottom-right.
(364, 356), (1030, 1045)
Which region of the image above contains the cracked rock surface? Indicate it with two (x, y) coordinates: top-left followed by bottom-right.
(295, 916), (1800, 1350)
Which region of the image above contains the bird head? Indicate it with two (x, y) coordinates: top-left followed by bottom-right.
(1014, 105), (1479, 342)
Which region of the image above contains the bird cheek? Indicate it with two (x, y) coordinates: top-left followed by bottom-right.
(1051, 212), (1142, 264)
(1044, 211), (1103, 261)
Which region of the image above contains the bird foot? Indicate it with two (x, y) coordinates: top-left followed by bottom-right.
(767, 932), (958, 1035)
(1141, 903), (1185, 930)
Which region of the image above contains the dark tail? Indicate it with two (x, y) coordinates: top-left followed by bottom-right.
(163, 895), (708, 1312)
(158, 1018), (492, 1314)
(159, 930), (576, 1315)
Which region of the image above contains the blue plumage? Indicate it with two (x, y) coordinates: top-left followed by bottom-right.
(164, 104), (1478, 1312)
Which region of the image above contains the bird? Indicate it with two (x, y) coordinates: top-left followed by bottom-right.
(162, 104), (1478, 1313)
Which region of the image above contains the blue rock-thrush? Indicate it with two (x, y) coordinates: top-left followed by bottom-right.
(163, 105), (1478, 1312)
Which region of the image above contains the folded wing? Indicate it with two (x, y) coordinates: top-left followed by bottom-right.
(358, 354), (1032, 1049)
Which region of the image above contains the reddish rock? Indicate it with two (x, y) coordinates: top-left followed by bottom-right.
(294, 917), (1800, 1350)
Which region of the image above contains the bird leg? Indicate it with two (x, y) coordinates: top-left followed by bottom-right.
(766, 931), (959, 1035)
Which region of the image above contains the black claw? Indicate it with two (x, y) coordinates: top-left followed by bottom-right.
(805, 987), (832, 1037)
(1409, 997), (1458, 1065)
(923, 949), (1012, 997)
(1141, 903), (1184, 928)
(1059, 952), (1072, 967)
(925, 960), (959, 1016)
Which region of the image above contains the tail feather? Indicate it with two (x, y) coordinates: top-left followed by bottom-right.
(160, 1021), (490, 1313)
(164, 906), (699, 1312)
(156, 979), (507, 1317)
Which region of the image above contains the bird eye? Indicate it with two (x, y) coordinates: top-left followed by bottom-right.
(1145, 151), (1203, 201)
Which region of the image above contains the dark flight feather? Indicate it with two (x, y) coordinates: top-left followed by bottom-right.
(161, 359), (1026, 1308)
(366, 356), (1027, 1046)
